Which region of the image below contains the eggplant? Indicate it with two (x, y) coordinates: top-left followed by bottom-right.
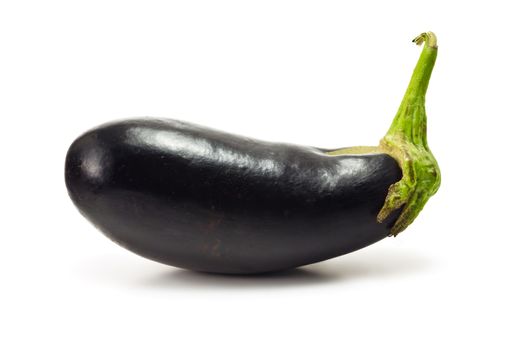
(65, 32), (441, 274)
(66, 119), (403, 273)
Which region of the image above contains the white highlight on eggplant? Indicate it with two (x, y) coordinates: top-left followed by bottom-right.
(125, 127), (285, 176)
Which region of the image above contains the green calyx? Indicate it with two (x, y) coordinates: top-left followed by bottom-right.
(378, 32), (440, 235)
(327, 32), (441, 236)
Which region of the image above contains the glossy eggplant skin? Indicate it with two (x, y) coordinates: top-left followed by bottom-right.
(65, 118), (402, 274)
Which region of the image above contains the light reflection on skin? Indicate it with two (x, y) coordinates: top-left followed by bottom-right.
(122, 125), (375, 195)
(336, 157), (367, 178)
(81, 146), (107, 182)
(309, 158), (367, 191)
(125, 127), (285, 176)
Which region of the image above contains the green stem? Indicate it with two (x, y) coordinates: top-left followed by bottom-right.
(377, 32), (441, 235)
(386, 32), (437, 147)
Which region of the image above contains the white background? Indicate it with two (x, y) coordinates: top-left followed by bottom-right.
(1, 1), (524, 349)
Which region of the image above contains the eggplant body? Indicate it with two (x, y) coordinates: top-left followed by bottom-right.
(65, 119), (402, 274)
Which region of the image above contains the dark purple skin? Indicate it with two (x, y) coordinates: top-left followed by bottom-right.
(65, 118), (402, 274)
